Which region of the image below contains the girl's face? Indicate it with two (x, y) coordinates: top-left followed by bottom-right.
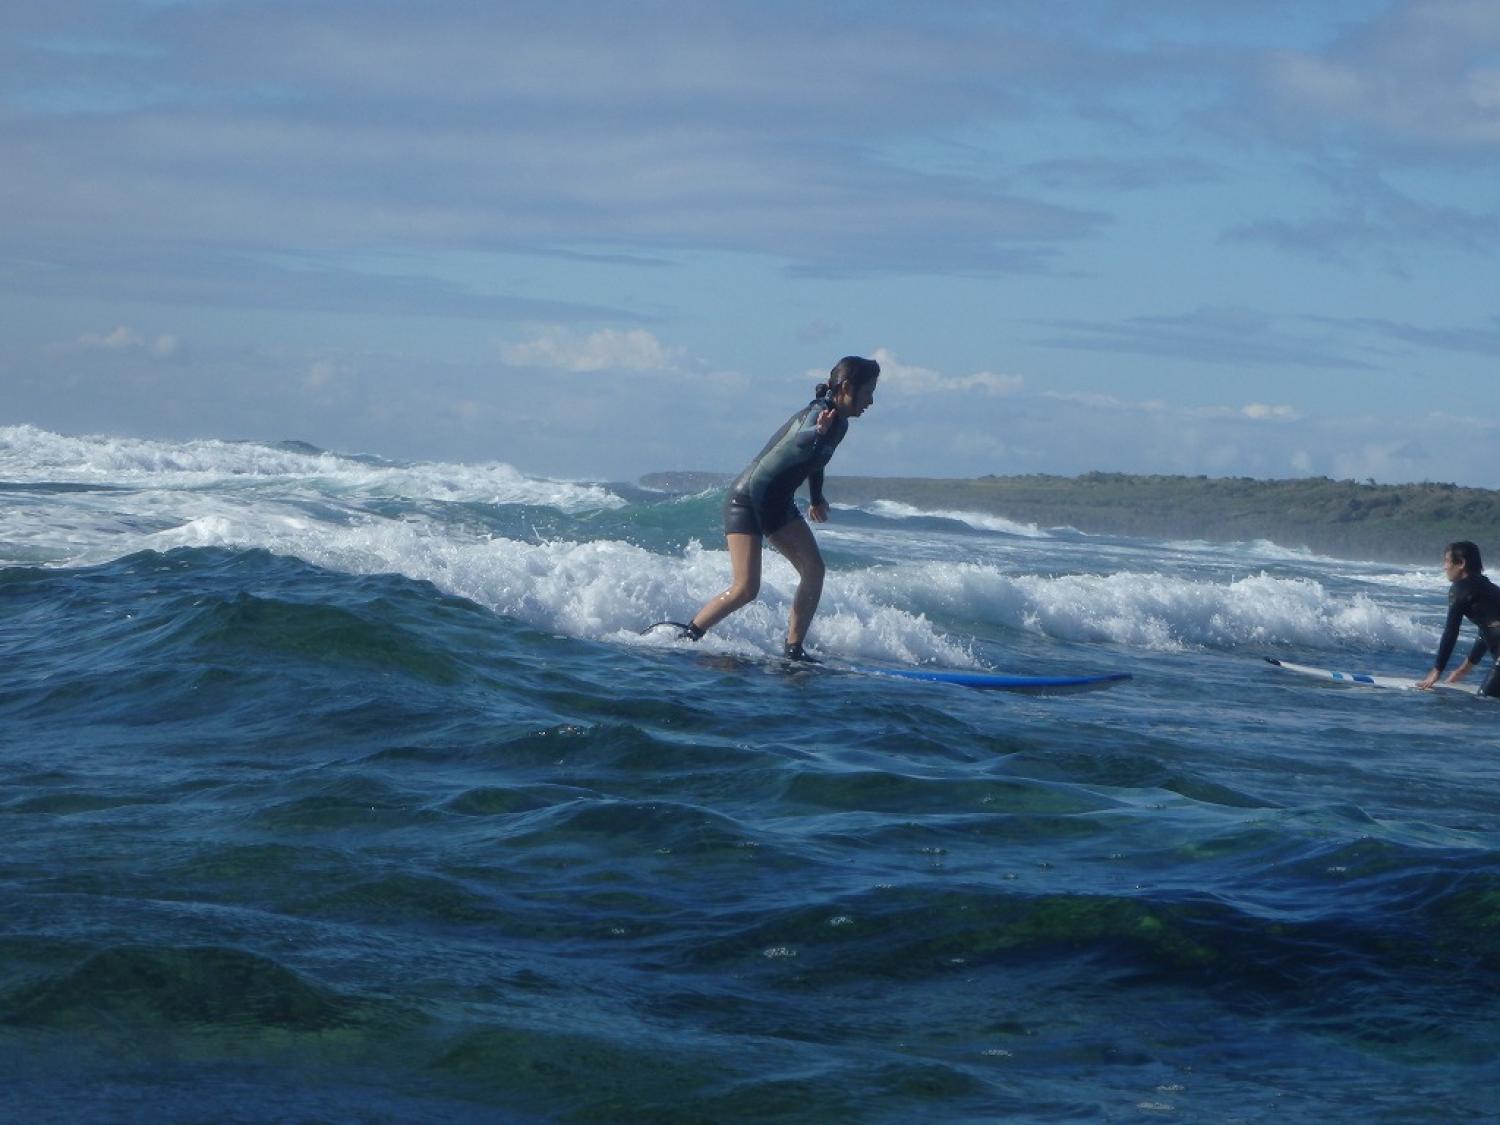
(836, 379), (877, 418)
(1444, 551), (1467, 580)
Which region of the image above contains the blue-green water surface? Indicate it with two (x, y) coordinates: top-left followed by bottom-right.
(2, 427), (1498, 1122)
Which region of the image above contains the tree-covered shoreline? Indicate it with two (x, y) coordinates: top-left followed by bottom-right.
(639, 471), (1500, 564)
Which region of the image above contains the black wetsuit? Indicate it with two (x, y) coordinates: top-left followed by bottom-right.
(722, 396), (847, 538)
(1432, 572), (1500, 697)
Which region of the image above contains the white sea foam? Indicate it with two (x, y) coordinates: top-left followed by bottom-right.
(142, 510), (978, 667)
(157, 504), (1424, 660)
(862, 563), (1431, 654)
(862, 499), (1051, 538)
(1, 426), (1440, 662)
(1336, 568), (1432, 591)
(5, 499), (1434, 662)
(0, 425), (622, 511)
(1160, 537), (1327, 563)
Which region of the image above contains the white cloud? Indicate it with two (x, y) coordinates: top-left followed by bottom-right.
(1467, 67), (1500, 110)
(1239, 402), (1300, 422)
(69, 325), (180, 358)
(1332, 441), (1433, 482)
(869, 348), (1024, 396)
(499, 328), (684, 374)
(90, 326), (142, 351)
(1259, 1), (1500, 149)
(1042, 391), (1168, 413)
(1039, 390), (1299, 423)
(1424, 410), (1499, 433)
(1204, 441), (1242, 471)
(305, 359), (347, 391)
(1266, 53), (1367, 115)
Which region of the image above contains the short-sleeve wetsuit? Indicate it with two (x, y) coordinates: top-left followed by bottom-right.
(1432, 572), (1500, 697)
(723, 396), (848, 538)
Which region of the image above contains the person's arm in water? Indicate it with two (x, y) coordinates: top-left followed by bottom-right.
(1416, 598), (1467, 689)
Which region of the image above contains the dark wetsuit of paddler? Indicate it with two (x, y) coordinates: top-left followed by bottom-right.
(1419, 540), (1500, 697)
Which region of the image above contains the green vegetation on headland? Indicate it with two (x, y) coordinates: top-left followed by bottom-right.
(639, 471), (1500, 564)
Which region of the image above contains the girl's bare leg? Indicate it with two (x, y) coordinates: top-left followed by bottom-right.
(689, 533), (762, 633)
(768, 518), (825, 647)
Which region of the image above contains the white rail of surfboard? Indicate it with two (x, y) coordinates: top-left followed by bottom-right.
(1264, 657), (1480, 696)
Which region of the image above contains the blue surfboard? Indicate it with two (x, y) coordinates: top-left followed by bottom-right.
(858, 666), (1131, 694)
(640, 622), (1129, 694)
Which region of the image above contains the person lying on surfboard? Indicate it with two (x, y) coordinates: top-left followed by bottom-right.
(1416, 540), (1500, 696)
(651, 355), (880, 662)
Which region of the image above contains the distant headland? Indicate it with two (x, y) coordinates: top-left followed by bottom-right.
(638, 471), (1500, 564)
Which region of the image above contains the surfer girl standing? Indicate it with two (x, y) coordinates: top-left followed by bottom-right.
(1416, 540), (1500, 696)
(664, 355), (880, 661)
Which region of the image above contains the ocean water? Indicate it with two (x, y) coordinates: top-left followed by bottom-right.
(2, 423), (1497, 1123)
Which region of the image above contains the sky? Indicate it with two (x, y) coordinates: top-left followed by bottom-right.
(3, 0), (1499, 486)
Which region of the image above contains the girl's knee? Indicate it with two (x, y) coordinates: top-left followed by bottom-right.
(796, 558), (825, 588)
(728, 579), (760, 606)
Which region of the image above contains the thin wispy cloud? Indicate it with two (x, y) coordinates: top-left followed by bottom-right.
(500, 329), (685, 374)
(1040, 391), (1301, 423)
(0, 3), (1112, 280)
(1309, 314), (1500, 357)
(1028, 308), (1380, 371)
(1255, 0), (1500, 152)
(1223, 162), (1500, 266)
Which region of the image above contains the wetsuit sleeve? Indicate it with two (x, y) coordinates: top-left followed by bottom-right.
(1433, 600), (1465, 672)
(801, 399), (840, 506)
(808, 468), (826, 507)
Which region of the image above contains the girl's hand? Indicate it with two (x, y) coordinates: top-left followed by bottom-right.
(815, 407), (836, 435)
(1415, 669), (1439, 690)
(808, 501), (830, 523)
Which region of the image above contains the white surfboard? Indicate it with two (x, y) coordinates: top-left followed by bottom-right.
(1264, 657), (1480, 696)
